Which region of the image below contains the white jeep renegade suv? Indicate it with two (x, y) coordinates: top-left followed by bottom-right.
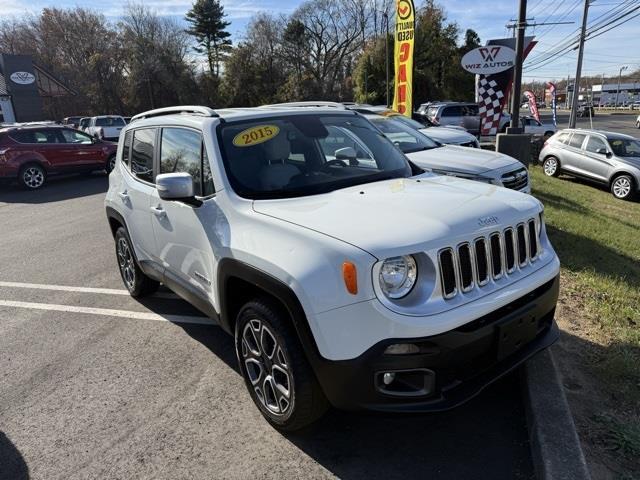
(105, 105), (560, 431)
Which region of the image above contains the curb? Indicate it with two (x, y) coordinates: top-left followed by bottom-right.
(521, 348), (592, 480)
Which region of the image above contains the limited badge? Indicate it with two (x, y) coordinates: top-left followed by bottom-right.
(233, 125), (280, 147)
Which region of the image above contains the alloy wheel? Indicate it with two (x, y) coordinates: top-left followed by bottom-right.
(543, 158), (558, 176)
(23, 167), (44, 189)
(116, 237), (136, 290)
(612, 177), (632, 199)
(108, 156), (116, 173)
(241, 318), (292, 416)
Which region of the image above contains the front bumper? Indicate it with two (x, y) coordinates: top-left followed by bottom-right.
(309, 275), (559, 412)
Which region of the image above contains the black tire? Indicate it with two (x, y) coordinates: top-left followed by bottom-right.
(19, 163), (47, 190)
(114, 227), (159, 297)
(235, 298), (328, 431)
(105, 155), (116, 174)
(542, 156), (561, 177)
(610, 174), (636, 201)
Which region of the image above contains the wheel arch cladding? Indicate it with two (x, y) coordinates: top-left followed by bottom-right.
(217, 258), (323, 361)
(105, 207), (126, 238)
(610, 171), (636, 188)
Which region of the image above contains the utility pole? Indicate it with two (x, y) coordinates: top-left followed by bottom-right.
(508, 0), (527, 133)
(569, 0), (590, 128)
(384, 11), (390, 107)
(615, 65), (628, 108)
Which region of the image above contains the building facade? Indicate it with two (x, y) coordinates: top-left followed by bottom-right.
(0, 53), (73, 123)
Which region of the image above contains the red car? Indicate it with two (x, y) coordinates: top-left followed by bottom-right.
(0, 125), (117, 189)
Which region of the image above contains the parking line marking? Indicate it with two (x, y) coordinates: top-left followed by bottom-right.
(0, 281), (179, 299)
(0, 300), (216, 326)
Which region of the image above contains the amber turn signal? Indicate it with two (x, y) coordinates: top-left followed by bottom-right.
(342, 261), (358, 295)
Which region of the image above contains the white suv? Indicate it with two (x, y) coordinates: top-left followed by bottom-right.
(105, 105), (560, 431)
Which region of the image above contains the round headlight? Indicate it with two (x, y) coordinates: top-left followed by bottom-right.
(379, 255), (418, 299)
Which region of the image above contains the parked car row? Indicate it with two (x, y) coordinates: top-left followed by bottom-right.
(414, 101), (556, 136)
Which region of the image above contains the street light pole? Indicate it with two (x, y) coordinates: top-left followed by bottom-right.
(507, 0), (527, 133)
(569, 0), (590, 128)
(616, 65), (628, 108)
(384, 12), (390, 108)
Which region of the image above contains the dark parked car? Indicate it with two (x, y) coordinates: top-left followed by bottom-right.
(577, 104), (595, 117)
(0, 125), (118, 189)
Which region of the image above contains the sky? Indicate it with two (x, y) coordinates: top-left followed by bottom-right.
(1, 0), (638, 84)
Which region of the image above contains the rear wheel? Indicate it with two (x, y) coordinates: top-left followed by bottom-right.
(235, 298), (328, 431)
(114, 227), (159, 297)
(611, 175), (635, 200)
(19, 164), (46, 190)
(542, 156), (560, 177)
(106, 155), (116, 174)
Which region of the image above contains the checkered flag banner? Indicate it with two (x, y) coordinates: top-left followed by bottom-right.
(477, 77), (506, 136)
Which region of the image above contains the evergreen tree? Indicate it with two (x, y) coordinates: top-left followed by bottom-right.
(185, 0), (231, 77)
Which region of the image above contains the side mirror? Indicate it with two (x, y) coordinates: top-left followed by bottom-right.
(606, 151), (613, 159)
(335, 146), (356, 162)
(156, 173), (202, 206)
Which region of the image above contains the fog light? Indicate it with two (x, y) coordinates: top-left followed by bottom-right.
(383, 372), (396, 385)
(384, 343), (420, 355)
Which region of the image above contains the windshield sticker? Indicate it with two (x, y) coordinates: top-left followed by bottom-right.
(233, 125), (280, 147)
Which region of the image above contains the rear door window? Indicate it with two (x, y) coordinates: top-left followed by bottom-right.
(131, 128), (156, 183)
(61, 129), (93, 144)
(462, 105), (478, 116)
(441, 106), (462, 117)
(555, 132), (571, 144)
(568, 133), (587, 149)
(96, 117), (126, 127)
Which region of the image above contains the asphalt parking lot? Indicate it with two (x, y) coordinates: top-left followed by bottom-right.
(0, 174), (535, 480)
(539, 110), (639, 137)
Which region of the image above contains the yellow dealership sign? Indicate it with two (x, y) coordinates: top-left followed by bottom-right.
(392, 0), (415, 117)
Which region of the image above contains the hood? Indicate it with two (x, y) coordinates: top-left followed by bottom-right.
(406, 145), (519, 174)
(419, 127), (474, 144)
(252, 175), (541, 259)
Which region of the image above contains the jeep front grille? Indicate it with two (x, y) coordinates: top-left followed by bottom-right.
(438, 218), (541, 299)
(501, 168), (529, 191)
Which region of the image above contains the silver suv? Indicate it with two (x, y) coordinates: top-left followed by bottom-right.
(539, 129), (640, 200)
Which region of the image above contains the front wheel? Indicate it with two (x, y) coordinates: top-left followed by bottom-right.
(542, 156), (561, 177)
(235, 298), (328, 431)
(611, 175), (635, 200)
(114, 227), (159, 297)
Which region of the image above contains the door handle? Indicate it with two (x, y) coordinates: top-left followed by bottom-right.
(150, 205), (166, 217)
(118, 191), (129, 200)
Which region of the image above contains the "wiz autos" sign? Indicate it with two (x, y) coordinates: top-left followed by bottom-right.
(10, 71), (36, 85)
(461, 46), (516, 75)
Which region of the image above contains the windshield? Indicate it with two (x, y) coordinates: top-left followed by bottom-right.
(217, 114), (412, 199)
(608, 138), (640, 157)
(390, 115), (427, 130)
(96, 117), (125, 127)
(368, 117), (440, 154)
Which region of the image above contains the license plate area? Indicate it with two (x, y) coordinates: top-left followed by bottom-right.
(496, 312), (538, 360)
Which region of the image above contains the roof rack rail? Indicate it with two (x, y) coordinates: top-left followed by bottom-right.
(259, 101), (347, 110)
(131, 105), (218, 122)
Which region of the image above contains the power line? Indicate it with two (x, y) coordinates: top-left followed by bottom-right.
(524, 2), (640, 70)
